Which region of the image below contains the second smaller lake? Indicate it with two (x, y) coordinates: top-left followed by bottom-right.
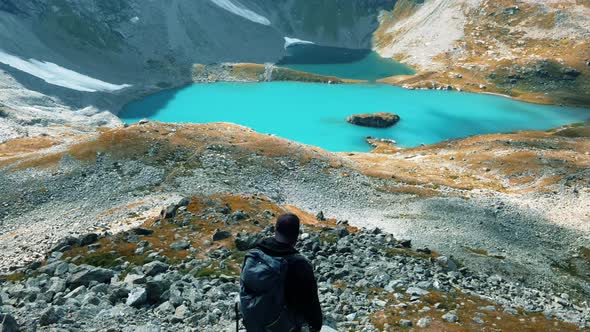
(278, 44), (415, 80)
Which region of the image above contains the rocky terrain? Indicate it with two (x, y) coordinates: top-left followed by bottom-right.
(1, 1), (590, 330)
(0, 194), (587, 331)
(374, 0), (590, 106)
(0, 121), (589, 330)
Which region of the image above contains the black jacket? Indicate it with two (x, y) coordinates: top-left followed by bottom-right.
(256, 237), (323, 331)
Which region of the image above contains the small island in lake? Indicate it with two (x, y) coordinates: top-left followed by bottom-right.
(346, 112), (400, 128)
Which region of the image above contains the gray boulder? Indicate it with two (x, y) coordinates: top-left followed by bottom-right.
(108, 287), (129, 304)
(50, 236), (79, 252)
(40, 261), (69, 276)
(416, 317), (431, 328)
(126, 287), (147, 307)
(124, 274), (146, 286)
(177, 197), (190, 207)
(162, 204), (178, 219)
(79, 233), (99, 246)
(64, 286), (87, 300)
(39, 306), (63, 326)
(334, 227), (349, 238)
(231, 210), (248, 221)
(161, 198), (189, 219)
(174, 304), (190, 320)
(212, 229), (231, 241)
(132, 227), (154, 236)
(155, 301), (175, 316)
(143, 261), (169, 276)
(442, 312), (459, 323)
(146, 280), (168, 304)
(67, 267), (114, 288)
(170, 241), (191, 251)
(48, 277), (67, 293)
(0, 313), (19, 332)
(399, 239), (412, 248)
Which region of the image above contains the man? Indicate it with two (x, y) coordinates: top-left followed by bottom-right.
(240, 213), (323, 332)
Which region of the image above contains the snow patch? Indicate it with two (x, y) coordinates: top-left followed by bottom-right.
(0, 49), (131, 92)
(284, 37), (315, 48)
(209, 0), (270, 26)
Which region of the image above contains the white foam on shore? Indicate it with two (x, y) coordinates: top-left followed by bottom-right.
(0, 49), (131, 92)
(209, 0), (270, 26)
(284, 37), (315, 48)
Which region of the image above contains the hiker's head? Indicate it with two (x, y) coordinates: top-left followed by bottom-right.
(274, 213), (300, 245)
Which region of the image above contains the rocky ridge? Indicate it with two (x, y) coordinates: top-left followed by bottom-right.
(0, 194), (587, 331)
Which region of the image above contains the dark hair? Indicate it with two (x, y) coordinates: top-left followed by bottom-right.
(275, 213), (300, 243)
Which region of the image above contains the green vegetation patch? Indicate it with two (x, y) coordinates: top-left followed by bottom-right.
(0, 272), (26, 282)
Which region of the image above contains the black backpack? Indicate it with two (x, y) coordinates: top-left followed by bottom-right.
(239, 248), (297, 332)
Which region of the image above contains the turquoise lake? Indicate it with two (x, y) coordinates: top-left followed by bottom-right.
(280, 51), (415, 81)
(119, 82), (589, 152)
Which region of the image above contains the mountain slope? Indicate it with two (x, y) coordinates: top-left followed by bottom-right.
(0, 0), (395, 142)
(374, 0), (590, 106)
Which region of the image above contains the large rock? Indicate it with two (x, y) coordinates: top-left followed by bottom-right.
(170, 241), (191, 251)
(50, 236), (79, 252)
(143, 261), (169, 276)
(48, 277), (67, 293)
(442, 312), (459, 323)
(79, 233), (99, 246)
(212, 229), (231, 242)
(108, 287), (130, 304)
(155, 301), (175, 316)
(39, 306), (63, 326)
(146, 280), (168, 304)
(126, 287), (147, 307)
(346, 112), (400, 128)
(161, 198), (191, 219)
(39, 261), (69, 276)
(124, 274), (147, 286)
(66, 267), (114, 288)
(0, 313), (19, 332)
(132, 227), (154, 236)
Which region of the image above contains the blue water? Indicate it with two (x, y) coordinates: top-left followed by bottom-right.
(119, 82), (589, 152)
(280, 50), (415, 80)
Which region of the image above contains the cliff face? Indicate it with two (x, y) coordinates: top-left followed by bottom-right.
(374, 0), (590, 106)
